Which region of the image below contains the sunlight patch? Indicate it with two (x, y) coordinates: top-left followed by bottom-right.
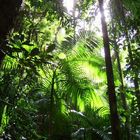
(63, 0), (74, 14)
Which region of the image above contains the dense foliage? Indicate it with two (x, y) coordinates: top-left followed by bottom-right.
(0, 0), (140, 140)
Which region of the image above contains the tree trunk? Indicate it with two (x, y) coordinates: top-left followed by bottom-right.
(112, 0), (140, 111)
(123, 17), (140, 111)
(0, 0), (22, 64)
(98, 0), (121, 139)
(110, 20), (131, 139)
(0, 0), (22, 127)
(48, 70), (56, 140)
(126, 34), (140, 110)
(113, 35), (131, 140)
(73, 0), (77, 44)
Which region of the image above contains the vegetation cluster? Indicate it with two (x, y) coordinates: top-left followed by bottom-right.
(0, 0), (140, 139)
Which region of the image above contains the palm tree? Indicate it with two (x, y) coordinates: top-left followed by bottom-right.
(1, 0), (140, 139)
(35, 32), (111, 139)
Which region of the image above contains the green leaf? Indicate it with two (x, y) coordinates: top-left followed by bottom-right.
(46, 44), (56, 53)
(30, 48), (40, 56)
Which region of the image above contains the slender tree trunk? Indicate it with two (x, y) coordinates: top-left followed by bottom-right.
(113, 34), (131, 140)
(111, 21), (128, 111)
(48, 70), (56, 140)
(110, 19), (131, 139)
(122, 17), (140, 111)
(126, 35), (140, 111)
(98, 0), (121, 139)
(112, 0), (140, 111)
(73, 0), (77, 44)
(73, 0), (78, 110)
(110, 0), (139, 138)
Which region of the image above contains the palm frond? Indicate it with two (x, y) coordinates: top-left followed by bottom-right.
(70, 110), (110, 140)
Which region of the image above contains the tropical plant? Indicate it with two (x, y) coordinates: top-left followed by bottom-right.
(0, 0), (140, 140)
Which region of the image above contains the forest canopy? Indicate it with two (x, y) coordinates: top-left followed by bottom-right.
(0, 0), (140, 140)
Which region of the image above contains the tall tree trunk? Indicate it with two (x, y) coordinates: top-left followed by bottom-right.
(0, 0), (22, 126)
(73, 0), (77, 44)
(48, 70), (56, 140)
(110, 0), (139, 138)
(98, 0), (121, 139)
(0, 0), (22, 64)
(121, 10), (140, 110)
(112, 0), (140, 111)
(111, 20), (131, 139)
(115, 43), (131, 140)
(73, 0), (78, 110)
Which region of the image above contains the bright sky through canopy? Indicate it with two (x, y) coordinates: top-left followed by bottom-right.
(63, 0), (110, 36)
(63, 0), (110, 60)
(63, 0), (74, 14)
